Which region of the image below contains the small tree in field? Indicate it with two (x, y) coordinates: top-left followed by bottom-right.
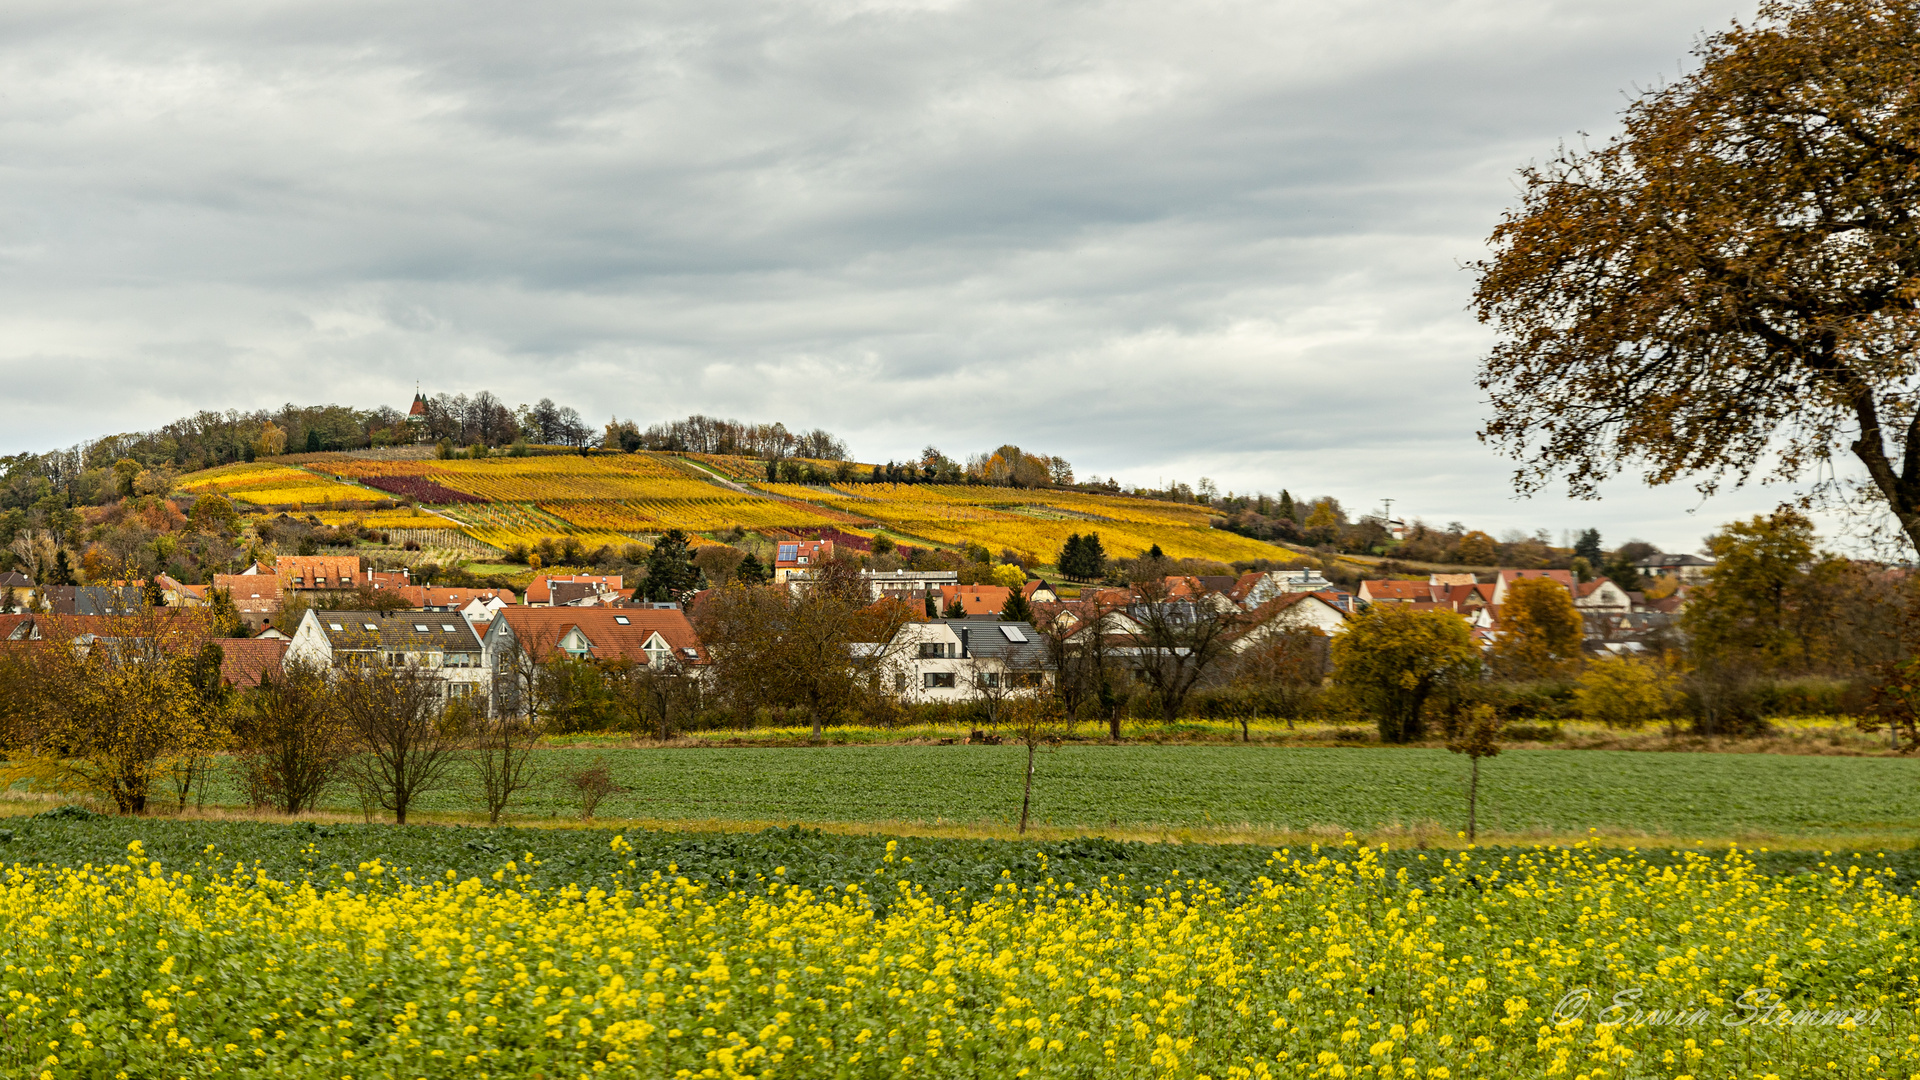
(336, 663), (472, 825)
(232, 659), (353, 814)
(466, 707), (542, 825)
(1005, 693), (1068, 835)
(1447, 704), (1504, 842)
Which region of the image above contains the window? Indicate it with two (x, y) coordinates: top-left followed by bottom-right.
(445, 653), (478, 668)
(922, 672), (956, 689)
(917, 642), (945, 659)
(328, 622), (344, 632)
(614, 616), (630, 625)
(363, 623), (379, 631)
(315, 577), (327, 586)
(414, 624), (431, 632)
(977, 672), (999, 688)
(441, 623), (458, 632)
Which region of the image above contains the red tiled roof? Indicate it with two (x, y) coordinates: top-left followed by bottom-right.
(1361, 580), (1431, 602)
(525, 575), (622, 604)
(937, 584), (1013, 616)
(214, 574), (283, 614)
(490, 606), (706, 665)
(215, 637), (289, 688)
(271, 555), (361, 589)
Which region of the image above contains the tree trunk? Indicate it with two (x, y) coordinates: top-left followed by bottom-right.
(1466, 756), (1479, 843)
(1241, 717), (1249, 742)
(395, 793), (408, 825)
(1018, 742), (1036, 835)
(1107, 709), (1120, 741)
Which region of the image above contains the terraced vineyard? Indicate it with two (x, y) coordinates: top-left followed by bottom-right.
(176, 462), (386, 508)
(179, 452), (1295, 564)
(757, 481), (1283, 563)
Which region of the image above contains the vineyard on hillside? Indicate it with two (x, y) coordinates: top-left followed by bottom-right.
(757, 481), (1286, 563)
(176, 462), (387, 508)
(179, 452), (1296, 565)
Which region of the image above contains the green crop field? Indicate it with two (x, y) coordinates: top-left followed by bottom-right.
(220, 744), (1920, 846)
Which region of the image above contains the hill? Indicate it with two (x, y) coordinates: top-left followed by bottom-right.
(175, 449), (1295, 571)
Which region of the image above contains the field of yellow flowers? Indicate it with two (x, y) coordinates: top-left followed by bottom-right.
(1, 829), (1909, 1078)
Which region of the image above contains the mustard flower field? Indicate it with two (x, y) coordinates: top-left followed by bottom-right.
(0, 815), (1913, 1078)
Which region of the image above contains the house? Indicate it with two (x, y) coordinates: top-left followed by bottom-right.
(272, 555), (362, 592)
(789, 568), (960, 603)
(1489, 569), (1575, 606)
(882, 619), (1049, 702)
(214, 637), (290, 688)
(773, 539), (834, 583)
(0, 571), (35, 613)
(41, 585), (146, 616)
(1022, 579), (1058, 604)
(1357, 579), (1431, 605)
(1574, 578), (1633, 616)
(936, 584), (1013, 617)
(390, 586), (516, 614)
(524, 574), (623, 607)
(1232, 592), (1350, 647)
(285, 609), (490, 704)
(1635, 553), (1715, 585)
(154, 574), (207, 607)
(213, 574), (283, 633)
(483, 606), (706, 669)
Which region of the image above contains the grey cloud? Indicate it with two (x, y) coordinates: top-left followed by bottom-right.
(0, 0), (1785, 550)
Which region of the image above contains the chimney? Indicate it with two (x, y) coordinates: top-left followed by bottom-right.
(959, 627), (969, 659)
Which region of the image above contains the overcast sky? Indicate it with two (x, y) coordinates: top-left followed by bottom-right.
(0, 0), (1794, 553)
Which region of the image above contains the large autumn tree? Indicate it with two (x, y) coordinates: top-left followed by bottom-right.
(1475, 0), (1920, 554)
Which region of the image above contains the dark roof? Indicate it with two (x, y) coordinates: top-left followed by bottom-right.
(310, 610), (483, 652)
(943, 619), (1048, 664)
(0, 571), (32, 588)
(42, 585), (146, 616)
(1634, 553), (1713, 568)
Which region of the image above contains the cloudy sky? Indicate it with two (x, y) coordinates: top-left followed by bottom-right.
(0, 0), (1791, 552)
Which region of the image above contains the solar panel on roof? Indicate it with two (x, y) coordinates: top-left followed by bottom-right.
(1000, 625), (1026, 642)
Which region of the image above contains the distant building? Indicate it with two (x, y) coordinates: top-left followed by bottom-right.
(213, 574), (283, 633)
(773, 540), (834, 583)
(286, 609), (490, 704)
(1634, 553), (1715, 585)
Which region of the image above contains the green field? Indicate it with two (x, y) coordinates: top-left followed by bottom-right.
(223, 744), (1920, 846)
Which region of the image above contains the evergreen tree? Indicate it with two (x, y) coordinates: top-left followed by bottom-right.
(734, 552), (770, 585)
(50, 550), (75, 586)
(870, 464), (884, 483)
(1082, 533), (1107, 580)
(1000, 589), (1034, 624)
(642, 529), (708, 604)
(1058, 533), (1085, 580)
(924, 592), (938, 619)
(1279, 490), (1299, 522)
(942, 593), (966, 618)
(765, 459), (778, 483)
(0, 586), (13, 614)
(305, 429), (323, 452)
(1574, 528), (1605, 567)
(1147, 543), (1165, 561)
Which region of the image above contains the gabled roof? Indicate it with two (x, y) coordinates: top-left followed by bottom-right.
(214, 574), (283, 614)
(1360, 579), (1431, 603)
(215, 637), (289, 687)
(0, 571), (34, 588)
(307, 610), (483, 652)
(525, 574), (622, 605)
(937, 584), (1012, 616)
(489, 606), (706, 665)
(934, 619), (1048, 664)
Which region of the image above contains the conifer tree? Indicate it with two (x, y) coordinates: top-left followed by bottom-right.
(1001, 589), (1034, 624)
(942, 593), (966, 618)
(1058, 533), (1085, 580)
(734, 552), (769, 585)
(642, 529), (708, 604)
(1082, 533), (1107, 579)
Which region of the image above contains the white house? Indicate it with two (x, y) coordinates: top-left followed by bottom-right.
(286, 608), (491, 704)
(881, 619), (1050, 703)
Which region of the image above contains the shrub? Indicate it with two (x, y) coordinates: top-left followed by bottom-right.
(1575, 655), (1683, 728)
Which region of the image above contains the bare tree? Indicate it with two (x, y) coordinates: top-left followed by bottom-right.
(231, 660), (355, 814)
(336, 662), (471, 825)
(1005, 694), (1068, 835)
(696, 557), (914, 740)
(1127, 581), (1248, 725)
(612, 655), (702, 742)
(1039, 605), (1120, 736)
(465, 711), (542, 825)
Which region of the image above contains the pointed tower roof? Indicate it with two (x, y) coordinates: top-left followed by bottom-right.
(409, 391), (428, 417)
